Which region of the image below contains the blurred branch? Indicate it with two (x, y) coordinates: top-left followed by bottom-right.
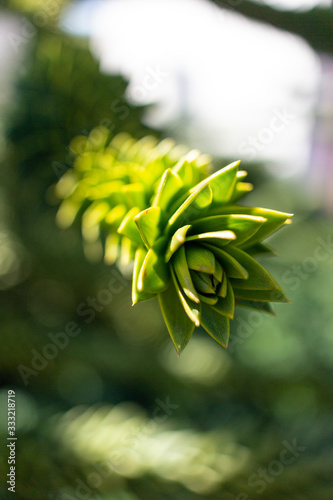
(211, 0), (333, 54)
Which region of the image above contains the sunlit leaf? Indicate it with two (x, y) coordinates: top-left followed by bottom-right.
(138, 248), (170, 293)
(186, 230), (236, 245)
(190, 214), (266, 247)
(104, 233), (120, 265)
(167, 184), (213, 233)
(230, 182), (253, 203)
(152, 168), (183, 211)
(121, 183), (146, 208)
(165, 225), (191, 262)
(132, 247), (154, 304)
(207, 205), (293, 247)
(201, 160), (240, 205)
(134, 207), (162, 248)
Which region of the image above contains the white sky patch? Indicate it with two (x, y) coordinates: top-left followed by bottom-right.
(62, 0), (322, 177)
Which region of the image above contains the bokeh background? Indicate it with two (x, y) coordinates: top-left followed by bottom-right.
(0, 1), (333, 499)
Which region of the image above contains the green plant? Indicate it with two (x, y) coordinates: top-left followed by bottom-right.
(56, 131), (292, 353)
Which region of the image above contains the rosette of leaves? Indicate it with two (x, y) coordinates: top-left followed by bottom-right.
(120, 161), (292, 353)
(55, 129), (211, 266)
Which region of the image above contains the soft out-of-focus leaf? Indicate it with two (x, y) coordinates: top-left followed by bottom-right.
(120, 236), (136, 267)
(121, 183), (146, 209)
(105, 204), (127, 226)
(82, 201), (110, 242)
(117, 207), (142, 246)
(104, 233), (120, 265)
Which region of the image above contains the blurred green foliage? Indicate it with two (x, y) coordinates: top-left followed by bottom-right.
(2, 26), (157, 290)
(0, 10), (333, 500)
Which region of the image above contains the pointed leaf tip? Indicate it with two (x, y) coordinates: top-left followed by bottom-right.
(158, 278), (196, 354)
(134, 206), (161, 249)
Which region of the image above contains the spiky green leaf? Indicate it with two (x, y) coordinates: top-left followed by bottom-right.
(172, 246), (200, 304)
(158, 277), (196, 355)
(152, 168), (183, 211)
(190, 214), (266, 247)
(200, 303), (230, 348)
(186, 245), (216, 274)
(165, 225), (191, 262)
(138, 248), (170, 293)
(233, 288), (290, 303)
(227, 246), (281, 290)
(203, 244), (248, 280)
(134, 207), (162, 249)
(211, 279), (235, 319)
(132, 247), (154, 304)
